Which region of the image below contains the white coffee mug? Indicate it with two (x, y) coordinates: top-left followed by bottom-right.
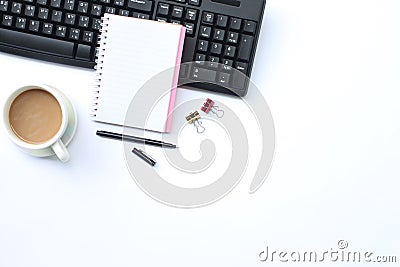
(3, 84), (77, 162)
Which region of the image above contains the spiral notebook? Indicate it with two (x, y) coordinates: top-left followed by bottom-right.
(92, 13), (186, 132)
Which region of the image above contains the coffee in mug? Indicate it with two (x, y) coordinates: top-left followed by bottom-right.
(9, 89), (63, 144)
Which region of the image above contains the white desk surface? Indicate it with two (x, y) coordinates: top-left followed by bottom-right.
(1, 0), (399, 266)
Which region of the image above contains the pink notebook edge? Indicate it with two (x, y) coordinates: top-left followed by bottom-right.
(165, 26), (186, 133)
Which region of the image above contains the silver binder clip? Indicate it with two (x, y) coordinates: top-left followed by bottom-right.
(201, 98), (224, 118)
(185, 111), (205, 134)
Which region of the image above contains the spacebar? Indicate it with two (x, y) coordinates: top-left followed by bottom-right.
(0, 29), (74, 58)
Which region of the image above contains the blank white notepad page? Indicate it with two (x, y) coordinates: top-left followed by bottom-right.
(94, 13), (183, 132)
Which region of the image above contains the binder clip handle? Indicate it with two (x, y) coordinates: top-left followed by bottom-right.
(211, 106), (224, 118)
(194, 120), (205, 134)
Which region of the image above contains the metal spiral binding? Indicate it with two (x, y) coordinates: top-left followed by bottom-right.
(91, 16), (110, 118)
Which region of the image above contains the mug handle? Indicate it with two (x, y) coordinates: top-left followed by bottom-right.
(52, 139), (70, 162)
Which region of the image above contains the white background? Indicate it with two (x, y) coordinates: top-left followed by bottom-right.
(1, 0), (400, 266)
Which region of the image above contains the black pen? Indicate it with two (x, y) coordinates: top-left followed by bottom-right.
(132, 147), (156, 166)
(96, 130), (176, 148)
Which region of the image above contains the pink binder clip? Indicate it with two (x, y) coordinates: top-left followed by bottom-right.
(201, 98), (224, 118)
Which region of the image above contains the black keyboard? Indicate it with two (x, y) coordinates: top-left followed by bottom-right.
(0, 0), (265, 96)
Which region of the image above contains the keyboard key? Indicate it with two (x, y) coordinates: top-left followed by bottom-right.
(210, 42), (222, 55)
(213, 29), (225, 41)
(197, 40), (208, 52)
(232, 72), (246, 90)
(55, 25), (66, 37)
(38, 7), (49, 20)
(243, 20), (256, 33)
(50, 0), (61, 7)
(114, 0), (124, 6)
(100, 0), (110, 4)
(28, 20), (40, 31)
(195, 53), (206, 64)
(132, 12), (150, 19)
(0, 28), (74, 57)
(65, 13), (76, 25)
(119, 9), (129, 16)
(188, 0), (200, 6)
(191, 67), (217, 82)
(76, 44), (91, 60)
(208, 56), (219, 68)
(202, 12), (214, 24)
(222, 59), (233, 66)
(105, 6), (116, 14)
(51, 10), (62, 22)
(69, 28), (80, 40)
(235, 62), (248, 74)
(15, 17), (26, 29)
(199, 26), (211, 38)
(91, 4), (102, 16)
(184, 22), (195, 36)
(156, 17), (167, 22)
(222, 59), (233, 71)
(24, 5), (35, 16)
(174, 0), (185, 3)
(11, 2), (22, 14)
(0, 0), (8, 12)
(170, 19), (181, 25)
(224, 45), (236, 58)
(64, 0), (75, 10)
(172, 6), (183, 18)
(78, 16), (89, 27)
(218, 72), (230, 85)
(238, 35), (253, 60)
(42, 22), (53, 34)
(157, 3), (169, 16)
(227, 32), (239, 44)
(2, 14), (13, 26)
(78, 1), (89, 13)
(127, 0), (153, 12)
(82, 30), (93, 42)
(216, 15), (227, 27)
(91, 18), (101, 30)
(230, 17), (242, 31)
(186, 9), (197, 21)
(179, 64), (189, 78)
(36, 0), (47, 5)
